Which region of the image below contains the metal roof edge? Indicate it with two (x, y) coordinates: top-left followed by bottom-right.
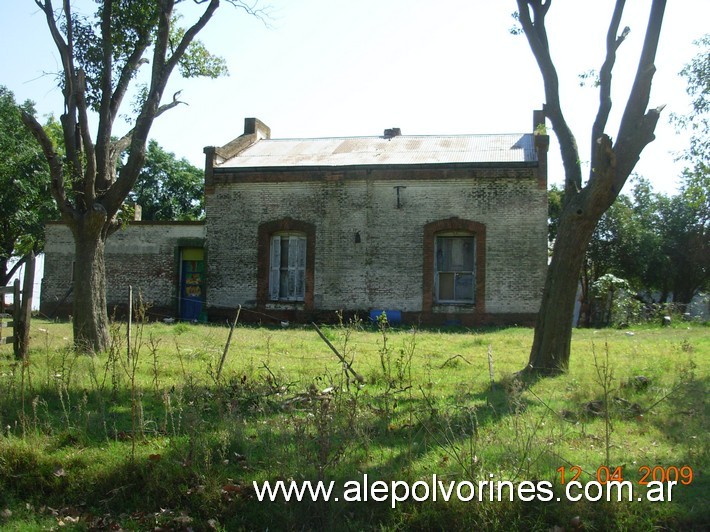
(243, 132), (532, 143)
(212, 160), (539, 174)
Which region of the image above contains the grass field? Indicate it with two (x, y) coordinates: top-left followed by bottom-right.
(0, 315), (708, 530)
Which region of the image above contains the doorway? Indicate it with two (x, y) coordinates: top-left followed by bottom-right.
(180, 248), (204, 322)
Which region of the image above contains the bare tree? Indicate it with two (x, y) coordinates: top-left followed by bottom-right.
(517, 0), (667, 374)
(21, 0), (262, 352)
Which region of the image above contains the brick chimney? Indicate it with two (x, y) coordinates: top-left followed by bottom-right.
(244, 117), (271, 140)
(533, 109), (546, 134)
(533, 109), (549, 189)
(205, 117), (271, 189)
(383, 128), (402, 139)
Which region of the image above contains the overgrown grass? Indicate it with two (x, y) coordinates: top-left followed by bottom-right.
(0, 316), (707, 530)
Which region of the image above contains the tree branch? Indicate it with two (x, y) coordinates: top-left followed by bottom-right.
(95, 0), (115, 194)
(156, 91), (187, 118)
(76, 70), (97, 205)
(110, 56), (149, 120)
(34, 1), (72, 87)
(103, 0), (219, 217)
(614, 104), (665, 188)
(20, 111), (72, 218)
(4, 256), (28, 285)
(96, 46), (150, 194)
(35, 1), (82, 185)
(113, 132), (133, 158)
(60, 0), (85, 187)
(517, 0), (583, 198)
(223, 0), (272, 26)
(614, 0), (667, 191)
(165, 0), (220, 74)
(591, 0), (627, 170)
(103, 89), (185, 191)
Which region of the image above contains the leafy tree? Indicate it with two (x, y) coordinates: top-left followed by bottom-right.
(579, 178), (666, 326)
(672, 34), (709, 172)
(21, 0), (263, 352)
(0, 86), (59, 286)
(658, 184), (709, 304)
(517, 0), (667, 375)
(574, 175), (706, 323)
(128, 140), (204, 221)
(666, 34), (710, 304)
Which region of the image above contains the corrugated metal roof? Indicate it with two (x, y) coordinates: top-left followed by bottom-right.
(216, 133), (537, 168)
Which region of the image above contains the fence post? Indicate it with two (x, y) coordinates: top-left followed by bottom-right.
(127, 285), (133, 362)
(12, 279), (21, 358)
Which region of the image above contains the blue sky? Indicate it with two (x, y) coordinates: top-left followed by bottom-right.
(1, 0), (708, 195)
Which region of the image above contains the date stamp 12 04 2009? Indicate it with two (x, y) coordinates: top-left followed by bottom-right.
(556, 465), (694, 502)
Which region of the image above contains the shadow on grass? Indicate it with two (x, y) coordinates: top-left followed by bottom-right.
(1, 356), (707, 530)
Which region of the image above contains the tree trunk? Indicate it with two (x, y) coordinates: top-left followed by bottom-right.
(0, 258), (7, 289)
(69, 208), (110, 353)
(517, 0), (666, 376)
(526, 212), (597, 375)
(0, 258), (6, 314)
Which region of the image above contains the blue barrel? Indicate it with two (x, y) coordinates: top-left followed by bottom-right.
(369, 309), (402, 325)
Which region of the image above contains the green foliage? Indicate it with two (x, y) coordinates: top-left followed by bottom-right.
(577, 68), (600, 88)
(672, 34), (710, 166)
(0, 87), (59, 282)
(127, 140), (204, 220)
(0, 320), (707, 529)
(663, 34), (710, 303)
(549, 174), (709, 324)
(587, 177), (668, 294)
(69, 1), (160, 111)
(591, 273), (642, 327)
(69, 2), (229, 111)
(171, 21), (229, 79)
(547, 184), (563, 245)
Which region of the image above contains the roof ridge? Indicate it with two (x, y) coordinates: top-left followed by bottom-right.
(258, 132), (530, 142)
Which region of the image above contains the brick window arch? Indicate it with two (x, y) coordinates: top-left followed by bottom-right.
(422, 218), (486, 314)
(257, 218), (315, 309)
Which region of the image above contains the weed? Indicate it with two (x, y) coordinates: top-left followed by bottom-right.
(0, 318), (707, 530)
(592, 341), (614, 467)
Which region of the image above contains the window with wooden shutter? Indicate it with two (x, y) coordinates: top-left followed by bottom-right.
(269, 235), (281, 301)
(270, 233), (307, 301)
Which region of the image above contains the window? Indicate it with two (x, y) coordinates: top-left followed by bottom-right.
(257, 219), (315, 309)
(423, 218), (485, 315)
(269, 233), (306, 301)
(435, 235), (476, 303)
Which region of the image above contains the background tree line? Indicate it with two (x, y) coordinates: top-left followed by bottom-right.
(548, 32), (709, 329)
(549, 171), (709, 327)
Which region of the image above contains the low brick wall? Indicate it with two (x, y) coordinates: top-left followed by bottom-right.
(41, 221), (205, 320)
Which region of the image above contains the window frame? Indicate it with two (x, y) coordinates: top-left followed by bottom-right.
(257, 219), (315, 309)
(422, 218), (486, 314)
(434, 232), (476, 304)
(269, 232), (307, 302)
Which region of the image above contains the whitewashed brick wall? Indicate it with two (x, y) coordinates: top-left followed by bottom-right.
(41, 222), (205, 316)
(206, 174), (547, 317)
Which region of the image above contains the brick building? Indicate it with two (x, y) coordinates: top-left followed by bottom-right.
(203, 115), (548, 326)
(41, 113), (549, 326)
(41, 222), (206, 321)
